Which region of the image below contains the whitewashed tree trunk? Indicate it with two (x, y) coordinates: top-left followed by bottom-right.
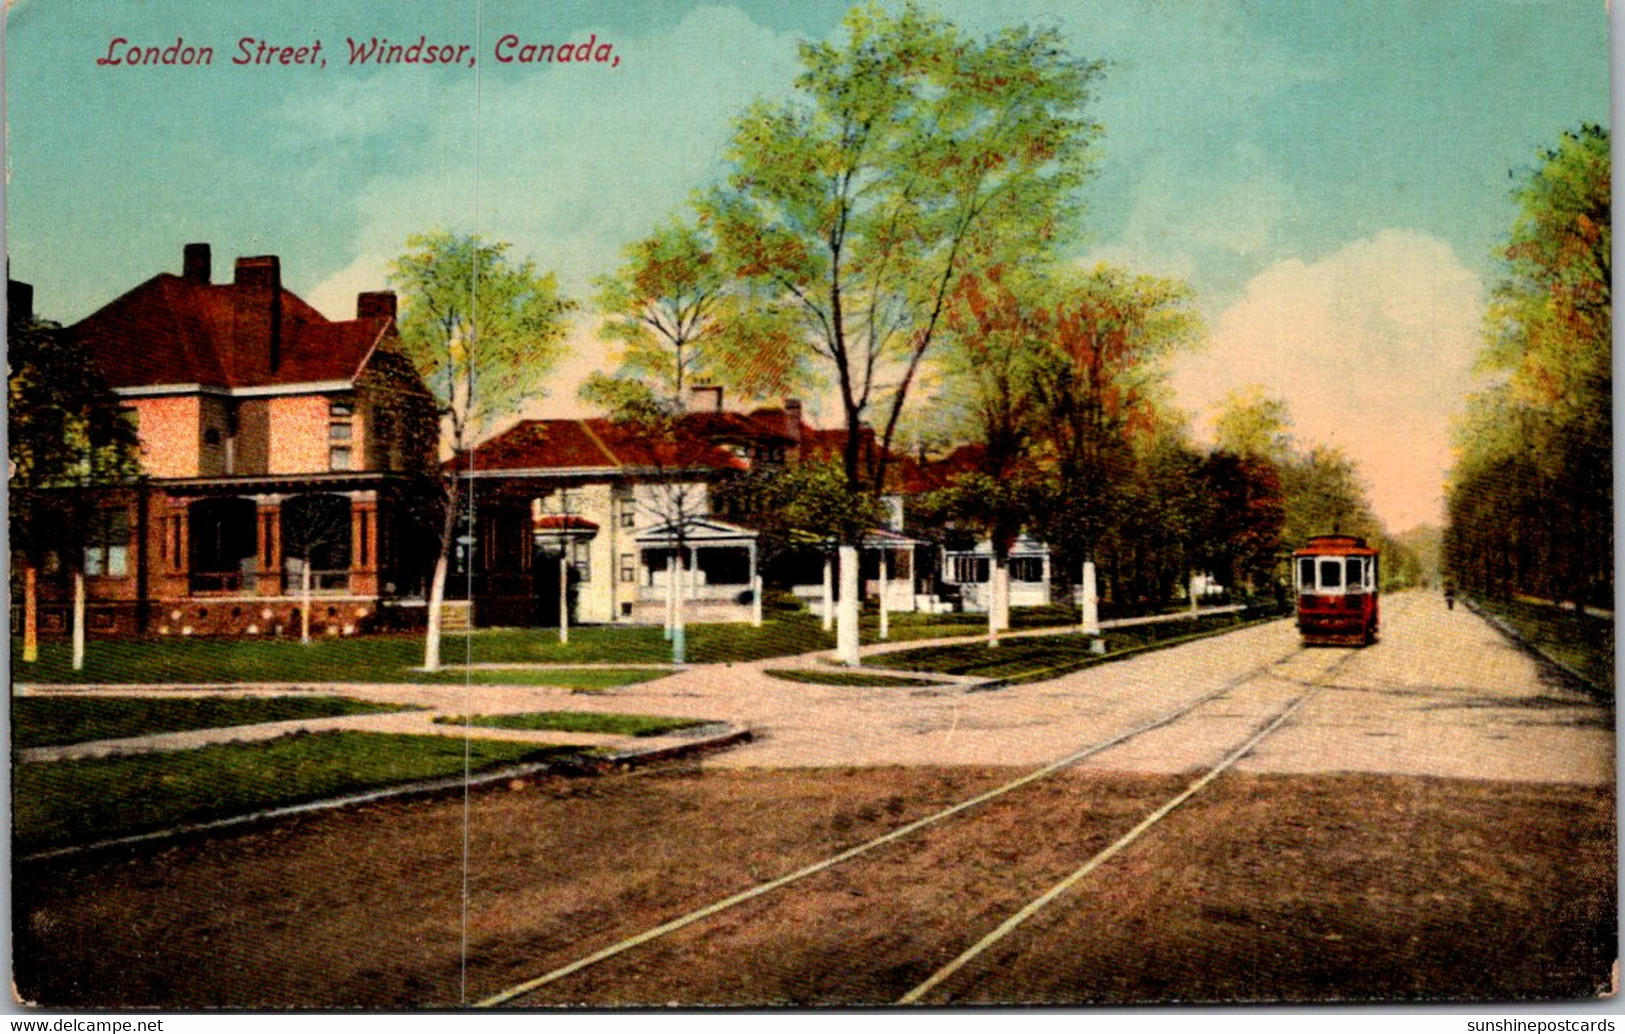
(423, 552), (449, 671)
(989, 553), (1010, 647)
(878, 549), (890, 641)
(1081, 560), (1100, 635)
(836, 544), (861, 666)
(664, 554), (677, 640)
(558, 550), (570, 645)
(71, 570), (85, 672)
(301, 557), (313, 645)
(821, 554), (834, 632)
(1189, 571), (1200, 616)
(672, 551), (687, 664)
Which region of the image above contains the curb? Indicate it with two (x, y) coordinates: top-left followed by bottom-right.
(16, 724), (752, 865)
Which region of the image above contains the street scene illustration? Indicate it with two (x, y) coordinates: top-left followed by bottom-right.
(6, 0), (1613, 1009)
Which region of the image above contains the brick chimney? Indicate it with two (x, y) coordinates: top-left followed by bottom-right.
(7, 279), (33, 324)
(357, 291), (397, 322)
(783, 398), (804, 448)
(688, 384), (723, 412)
(183, 243), (211, 283)
(233, 255), (283, 373)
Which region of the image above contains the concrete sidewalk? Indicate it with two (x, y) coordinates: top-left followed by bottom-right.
(14, 680), (745, 765)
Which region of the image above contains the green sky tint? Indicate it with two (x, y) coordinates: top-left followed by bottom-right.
(5, 0), (1610, 529)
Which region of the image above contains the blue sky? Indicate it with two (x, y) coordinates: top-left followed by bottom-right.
(5, 0), (1611, 529)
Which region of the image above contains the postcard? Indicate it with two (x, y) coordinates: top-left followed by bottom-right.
(6, 0), (1614, 1011)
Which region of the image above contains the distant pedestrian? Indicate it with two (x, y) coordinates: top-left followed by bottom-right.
(1443, 581), (1456, 611)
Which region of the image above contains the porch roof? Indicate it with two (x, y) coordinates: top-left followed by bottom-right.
(635, 516), (758, 547)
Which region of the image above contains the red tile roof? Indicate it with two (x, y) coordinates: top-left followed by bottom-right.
(462, 417), (751, 474)
(63, 271), (388, 390)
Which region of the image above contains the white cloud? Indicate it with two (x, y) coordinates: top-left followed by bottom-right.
(1172, 230), (1484, 530)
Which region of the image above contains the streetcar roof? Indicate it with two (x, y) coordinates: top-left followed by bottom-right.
(1292, 535), (1377, 557)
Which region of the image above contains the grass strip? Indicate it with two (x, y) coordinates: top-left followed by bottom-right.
(878, 608), (1289, 686)
(12, 695), (412, 749)
(432, 711), (708, 737)
(1472, 597), (1614, 697)
(14, 731), (577, 853)
(763, 669), (945, 688)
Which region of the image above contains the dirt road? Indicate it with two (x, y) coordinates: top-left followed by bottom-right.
(12, 593), (1615, 1007)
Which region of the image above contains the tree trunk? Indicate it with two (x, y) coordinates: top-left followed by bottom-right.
(821, 553), (834, 632)
(423, 479), (461, 673)
(558, 550), (569, 645)
(672, 551), (687, 664)
(1080, 560), (1100, 635)
(71, 570), (86, 672)
(988, 551), (1010, 646)
(836, 544), (861, 665)
(664, 554), (676, 640)
(878, 548), (890, 641)
(22, 565), (38, 664)
(301, 557), (313, 645)
(423, 552), (449, 671)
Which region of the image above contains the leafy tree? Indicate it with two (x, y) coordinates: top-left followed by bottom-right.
(702, 2), (1104, 662)
(8, 301), (141, 665)
(591, 217), (807, 408)
(389, 231), (575, 669)
(1448, 125), (1611, 608)
(1026, 265), (1201, 621)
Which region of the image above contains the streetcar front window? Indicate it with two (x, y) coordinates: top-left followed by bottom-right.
(1297, 558), (1314, 591)
(1318, 559), (1342, 590)
(1346, 558), (1365, 593)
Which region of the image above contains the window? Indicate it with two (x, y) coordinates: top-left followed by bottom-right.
(84, 509), (131, 577)
(1297, 557), (1315, 591)
(619, 553), (636, 583)
(1010, 557), (1044, 583)
(329, 400), (355, 471)
(572, 540), (591, 582)
(1345, 557), (1366, 593)
(619, 501), (636, 529)
(1317, 558), (1343, 590)
(950, 555), (990, 584)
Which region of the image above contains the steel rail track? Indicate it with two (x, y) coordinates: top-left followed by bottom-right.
(475, 639), (1337, 1007)
(897, 650), (1354, 1004)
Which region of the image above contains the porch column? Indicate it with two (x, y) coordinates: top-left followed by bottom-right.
(821, 553), (834, 631)
(255, 497), (282, 596)
(351, 493), (379, 597)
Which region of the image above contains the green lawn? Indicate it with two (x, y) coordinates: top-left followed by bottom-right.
(433, 711), (709, 737)
(763, 669), (946, 688)
(11, 615), (835, 684)
(12, 695), (413, 749)
(877, 607), (1286, 685)
(14, 731), (579, 854)
(1475, 597), (1614, 696)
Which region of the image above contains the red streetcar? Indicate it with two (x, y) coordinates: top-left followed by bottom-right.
(1293, 535), (1380, 646)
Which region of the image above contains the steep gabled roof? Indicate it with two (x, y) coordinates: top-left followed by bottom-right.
(63, 270), (388, 391)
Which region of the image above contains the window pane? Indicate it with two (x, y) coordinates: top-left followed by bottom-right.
(1298, 558), (1315, 589)
(329, 446), (353, 471)
(1346, 558), (1364, 591)
(1318, 559), (1342, 589)
(329, 422), (353, 441)
(107, 546), (128, 577)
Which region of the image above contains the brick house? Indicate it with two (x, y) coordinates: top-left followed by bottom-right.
(18, 244), (440, 637)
